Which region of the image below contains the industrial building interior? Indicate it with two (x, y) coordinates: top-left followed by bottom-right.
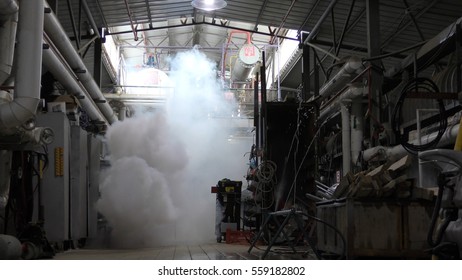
(1, 0), (462, 260)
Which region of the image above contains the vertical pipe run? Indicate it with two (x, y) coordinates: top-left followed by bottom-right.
(0, 150), (13, 209)
(0, 0), (44, 128)
(350, 99), (363, 168)
(260, 51), (267, 154)
(341, 103), (351, 174)
(254, 73), (259, 156)
(302, 42), (310, 101)
(0, 0), (18, 85)
(366, 0), (382, 145)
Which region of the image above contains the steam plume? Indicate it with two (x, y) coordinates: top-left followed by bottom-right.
(97, 48), (251, 248)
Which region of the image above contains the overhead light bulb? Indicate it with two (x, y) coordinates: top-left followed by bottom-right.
(191, 0), (227, 11)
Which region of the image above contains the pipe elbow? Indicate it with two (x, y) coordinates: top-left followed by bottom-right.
(0, 97), (39, 128)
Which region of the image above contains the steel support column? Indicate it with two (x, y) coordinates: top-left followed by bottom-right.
(261, 51), (267, 154)
(457, 23), (461, 93)
(366, 0), (383, 144)
(302, 41), (311, 101)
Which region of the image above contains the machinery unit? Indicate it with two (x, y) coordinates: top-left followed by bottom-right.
(212, 179), (242, 243)
(419, 149), (462, 259)
(36, 112), (70, 244)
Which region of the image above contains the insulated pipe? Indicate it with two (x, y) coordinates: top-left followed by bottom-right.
(341, 103), (351, 174)
(316, 57), (364, 104)
(0, 234), (21, 259)
(319, 84), (365, 120)
(42, 41), (108, 124)
(0, 0), (44, 128)
(119, 106), (127, 121)
(0, 0), (18, 25)
(43, 1), (117, 124)
(363, 123), (461, 162)
(350, 98), (363, 166)
(0, 0), (18, 85)
(0, 150), (12, 210)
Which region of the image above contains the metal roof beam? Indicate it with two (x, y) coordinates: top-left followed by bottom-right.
(381, 0), (437, 50)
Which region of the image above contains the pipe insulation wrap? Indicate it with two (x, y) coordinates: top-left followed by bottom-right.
(43, 1), (117, 124)
(0, 10), (17, 85)
(0, 234), (21, 260)
(350, 99), (363, 166)
(0, 0), (18, 24)
(317, 57), (364, 103)
(0, 150), (12, 209)
(341, 103), (351, 174)
(363, 123), (461, 162)
(319, 85), (365, 120)
(42, 46), (107, 123)
(0, 0), (44, 128)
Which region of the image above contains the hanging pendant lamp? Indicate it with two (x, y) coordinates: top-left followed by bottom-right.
(191, 0), (227, 11)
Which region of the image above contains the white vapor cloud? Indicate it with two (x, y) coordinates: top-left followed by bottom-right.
(97, 48), (252, 248)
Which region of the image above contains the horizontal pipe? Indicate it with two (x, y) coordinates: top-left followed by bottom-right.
(315, 57), (364, 104)
(319, 84), (365, 120)
(42, 37), (108, 125)
(43, 0), (117, 124)
(363, 123), (461, 162)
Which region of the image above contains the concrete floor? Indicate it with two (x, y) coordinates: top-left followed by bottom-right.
(54, 243), (316, 260)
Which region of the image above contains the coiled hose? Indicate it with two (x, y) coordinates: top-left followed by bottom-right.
(392, 77), (447, 154)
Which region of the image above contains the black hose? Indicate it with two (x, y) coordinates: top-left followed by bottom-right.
(427, 174), (455, 248)
(427, 178), (445, 247)
(391, 77), (447, 154)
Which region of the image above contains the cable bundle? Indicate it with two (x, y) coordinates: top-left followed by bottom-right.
(392, 77), (447, 154)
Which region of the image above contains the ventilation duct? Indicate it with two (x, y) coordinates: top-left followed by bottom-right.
(0, 0), (44, 128)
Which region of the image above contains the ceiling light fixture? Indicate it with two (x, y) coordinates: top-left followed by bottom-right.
(191, 0), (227, 11)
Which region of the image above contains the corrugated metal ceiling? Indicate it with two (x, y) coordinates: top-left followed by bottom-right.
(54, 0), (462, 89)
